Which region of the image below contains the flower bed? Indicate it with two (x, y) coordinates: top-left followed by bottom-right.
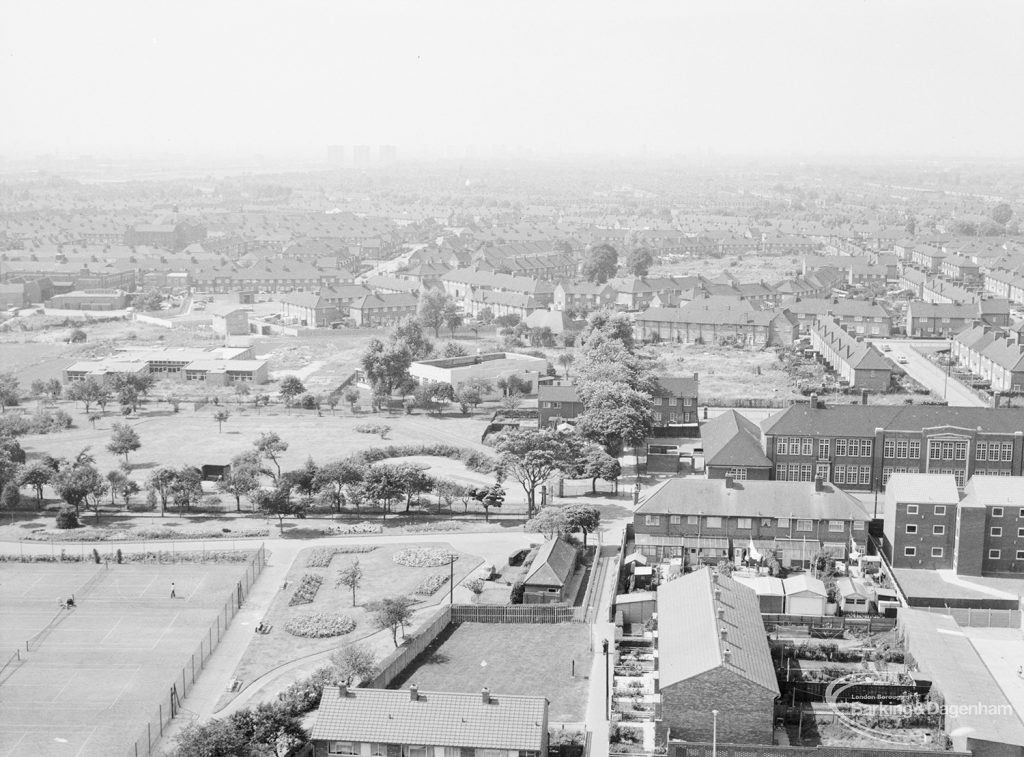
(415, 573), (451, 596)
(288, 573), (325, 606)
(305, 546), (376, 567)
(404, 522), (463, 534)
(284, 612), (356, 638)
(392, 547), (459, 568)
(0, 549), (256, 564)
(24, 525), (270, 542)
(322, 523), (383, 536)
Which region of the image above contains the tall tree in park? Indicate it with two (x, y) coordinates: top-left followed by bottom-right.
(582, 244), (619, 284)
(213, 409), (230, 432)
(444, 305), (464, 338)
(107, 423), (142, 462)
(526, 507), (569, 539)
(45, 378), (62, 401)
(582, 447), (622, 492)
(53, 462), (107, 521)
(561, 504), (601, 547)
(494, 428), (579, 517)
(337, 559), (363, 606)
(254, 481), (302, 531)
(992, 203), (1014, 227)
(111, 373), (156, 413)
(413, 381), (455, 415)
(343, 387), (360, 413)
(556, 353), (574, 377)
(578, 310), (637, 354)
(147, 466), (179, 516)
(1, 482), (21, 511)
(395, 464), (433, 512)
(573, 383), (653, 457)
(170, 466), (204, 510)
(105, 470), (128, 505)
(389, 317), (434, 360)
(360, 464), (405, 518)
(18, 461), (53, 509)
(219, 450), (263, 512)
(417, 289), (456, 338)
(282, 457), (319, 503)
(278, 375), (306, 406)
(471, 482), (505, 521)
(372, 596), (415, 647)
(360, 338), (413, 402)
(254, 431), (289, 479)
(0, 372), (21, 412)
(313, 459), (364, 511)
(66, 376), (110, 413)
(625, 246), (655, 277)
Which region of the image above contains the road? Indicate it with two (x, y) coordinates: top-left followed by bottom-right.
(879, 339), (987, 407)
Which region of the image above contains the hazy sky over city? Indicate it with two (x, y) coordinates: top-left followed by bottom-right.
(2, 0), (1022, 160)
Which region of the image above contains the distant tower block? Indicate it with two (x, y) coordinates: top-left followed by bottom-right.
(353, 145), (371, 168)
(327, 145), (345, 166)
(379, 145), (397, 164)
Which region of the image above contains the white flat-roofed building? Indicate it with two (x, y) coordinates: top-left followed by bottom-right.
(409, 352), (547, 398)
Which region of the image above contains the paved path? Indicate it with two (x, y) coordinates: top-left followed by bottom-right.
(881, 339), (986, 407)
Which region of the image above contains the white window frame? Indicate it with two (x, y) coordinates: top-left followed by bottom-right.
(934, 506), (946, 516)
(933, 525), (945, 535)
(905, 524), (918, 534)
(931, 547), (944, 558)
(906, 504), (919, 515)
(644, 515), (660, 526)
(989, 549), (1001, 560)
(991, 527), (1002, 537)
(904, 546), (917, 557)
(736, 517), (752, 530)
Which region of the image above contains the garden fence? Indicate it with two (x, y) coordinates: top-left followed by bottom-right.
(449, 603), (585, 623)
(762, 614), (896, 634)
(124, 544), (267, 757)
(778, 680), (930, 704)
(917, 605), (1021, 628)
(668, 743), (970, 757)
(365, 604), (453, 689)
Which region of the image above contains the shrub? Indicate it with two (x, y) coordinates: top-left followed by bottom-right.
(116, 548), (123, 564)
(277, 666), (338, 715)
(510, 579), (525, 604)
(414, 573), (451, 596)
(404, 522), (462, 534)
(347, 443), (496, 473)
(392, 547), (458, 567)
(56, 507), (79, 529)
(306, 548), (336, 568)
(288, 573), (324, 606)
(92, 548), (101, 564)
(284, 612), (356, 638)
(464, 578), (485, 595)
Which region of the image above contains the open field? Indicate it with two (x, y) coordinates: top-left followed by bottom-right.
(390, 622), (592, 723)
(653, 253), (804, 284)
(656, 343), (803, 404)
(0, 561), (249, 757)
(221, 543), (482, 702)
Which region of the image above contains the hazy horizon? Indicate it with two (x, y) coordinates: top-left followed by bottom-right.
(3, 0), (1023, 162)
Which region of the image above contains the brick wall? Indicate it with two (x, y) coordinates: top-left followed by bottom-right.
(658, 667), (775, 745)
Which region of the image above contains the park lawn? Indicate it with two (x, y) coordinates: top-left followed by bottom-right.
(390, 622), (593, 723)
(223, 543), (482, 697)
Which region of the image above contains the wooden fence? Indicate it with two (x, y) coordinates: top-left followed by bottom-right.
(365, 604), (453, 689)
(917, 605), (1021, 628)
(450, 603), (585, 624)
(762, 614), (896, 633)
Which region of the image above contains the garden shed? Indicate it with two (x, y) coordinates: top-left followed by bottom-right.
(521, 537), (577, 604)
(835, 576), (871, 614)
(732, 575), (785, 614)
(782, 574), (827, 616)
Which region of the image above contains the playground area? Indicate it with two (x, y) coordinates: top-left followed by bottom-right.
(0, 560), (254, 757)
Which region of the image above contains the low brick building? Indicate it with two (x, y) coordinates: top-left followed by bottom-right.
(657, 568), (779, 744)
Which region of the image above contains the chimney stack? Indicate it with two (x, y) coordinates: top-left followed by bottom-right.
(409, 684), (419, 702)
(814, 475), (824, 492)
(717, 606), (725, 620)
(993, 392), (1001, 409)
(723, 648), (732, 664)
(724, 474), (736, 489)
(711, 571), (719, 584)
(481, 687), (491, 704)
(693, 372), (699, 382)
(810, 393), (818, 409)
(720, 627), (728, 642)
(714, 587), (722, 602)
(338, 683), (348, 697)
(861, 389), (868, 405)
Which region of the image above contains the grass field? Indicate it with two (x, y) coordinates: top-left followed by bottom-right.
(0, 561), (251, 757)
(221, 543), (482, 706)
(390, 623), (592, 723)
(657, 343), (805, 403)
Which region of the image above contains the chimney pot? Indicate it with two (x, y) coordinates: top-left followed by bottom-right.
(724, 474), (735, 489)
(338, 683), (348, 696)
(481, 687), (491, 704)
(714, 587), (722, 601)
(723, 648), (732, 663)
(861, 389), (868, 405)
(410, 684), (419, 701)
(815, 475), (824, 492)
(810, 393), (818, 409)
(717, 607), (725, 620)
(720, 628), (728, 640)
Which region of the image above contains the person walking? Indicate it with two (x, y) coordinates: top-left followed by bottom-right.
(170, 582), (176, 599)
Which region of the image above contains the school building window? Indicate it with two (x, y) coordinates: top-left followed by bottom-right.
(904, 546), (917, 556)
(933, 525), (945, 535)
(931, 547), (944, 558)
(906, 504), (919, 515)
(906, 524), (918, 534)
(976, 442), (988, 461)
(934, 506), (946, 516)
(991, 527), (1002, 537)
(989, 549), (1001, 560)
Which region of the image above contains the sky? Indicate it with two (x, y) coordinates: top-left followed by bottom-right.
(1, 0), (1023, 161)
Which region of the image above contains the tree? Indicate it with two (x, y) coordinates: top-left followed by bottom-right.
(67, 328), (87, 344)
(417, 289), (455, 338)
(360, 464), (405, 518)
(372, 596), (415, 647)
(18, 461), (52, 509)
(413, 381), (455, 415)
(118, 478), (141, 508)
(173, 718), (250, 757)
(106, 423), (141, 462)
(434, 479), (465, 514)
(0, 372), (21, 413)
(905, 217), (916, 236)
(390, 317), (434, 359)
(494, 428), (578, 517)
(147, 466), (178, 516)
(574, 383), (653, 457)
(500, 391), (523, 412)
(170, 466), (203, 510)
(626, 246), (655, 277)
(313, 460), (364, 511)
(581, 447), (622, 492)
(493, 314), (521, 329)
(230, 701), (305, 757)
(110, 373), (156, 413)
(234, 383), (251, 404)
(213, 408), (230, 432)
(361, 338), (413, 400)
(582, 243), (619, 284)
(254, 432), (288, 479)
(52, 461), (105, 517)
(337, 559), (363, 606)
(131, 288), (164, 312)
(442, 341), (467, 358)
(477, 307), (495, 325)
(254, 482), (302, 531)
(394, 464), (433, 512)
(443, 304), (464, 338)
(105, 470), (128, 506)
(45, 378), (62, 401)
(279, 376), (306, 406)
(30, 379), (46, 402)
(556, 353), (574, 378)
(561, 504), (601, 547)
(1, 482), (20, 511)
(992, 203), (1014, 226)
(526, 507), (569, 539)
(496, 374), (531, 397)
(330, 643), (377, 686)
(455, 385), (481, 414)
(220, 450), (263, 512)
(343, 387), (360, 413)
(282, 457), (319, 503)
(66, 377), (110, 413)
(471, 482), (505, 521)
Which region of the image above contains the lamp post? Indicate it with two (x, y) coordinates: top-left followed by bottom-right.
(602, 638), (610, 719)
(712, 710), (719, 756)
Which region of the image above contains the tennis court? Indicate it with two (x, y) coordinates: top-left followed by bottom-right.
(0, 561), (253, 757)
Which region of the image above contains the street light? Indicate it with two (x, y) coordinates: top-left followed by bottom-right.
(602, 638), (610, 719)
(712, 709), (719, 757)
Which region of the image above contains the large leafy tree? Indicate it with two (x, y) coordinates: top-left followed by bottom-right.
(360, 338), (413, 403)
(170, 465), (204, 510)
(18, 461), (52, 509)
(254, 431), (289, 479)
(66, 377), (111, 413)
(371, 596), (415, 647)
(147, 466), (179, 516)
(359, 464), (405, 518)
(992, 203), (1013, 226)
(279, 375), (306, 405)
(330, 643), (377, 686)
(312, 460), (364, 511)
(417, 289), (456, 338)
(53, 462), (107, 522)
(494, 428), (579, 517)
(581, 447), (622, 492)
(625, 246), (655, 277)
(389, 317), (434, 360)
(254, 481), (302, 531)
(106, 423), (142, 462)
(582, 244), (619, 284)
(0, 372), (21, 412)
(573, 383), (653, 457)
(337, 559), (363, 606)
(471, 482), (505, 521)
(219, 450), (263, 512)
(561, 504), (601, 547)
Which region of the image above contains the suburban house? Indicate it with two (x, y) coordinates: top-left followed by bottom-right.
(521, 538), (577, 604)
(657, 569), (779, 744)
(882, 473), (960, 571)
(277, 291), (338, 327)
(310, 685), (549, 757)
(906, 301), (1011, 338)
(952, 325), (1024, 393)
(632, 477), (870, 567)
(551, 281), (617, 313)
(984, 269), (1024, 304)
(634, 303), (798, 348)
(349, 293), (419, 327)
(808, 316), (894, 390)
(537, 383), (586, 428)
(699, 409), (773, 481)
(761, 402), (1024, 491)
(781, 297), (892, 337)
